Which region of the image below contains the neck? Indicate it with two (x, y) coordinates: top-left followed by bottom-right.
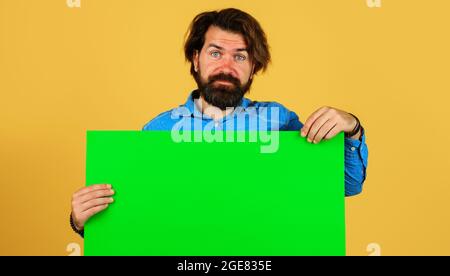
(195, 96), (235, 121)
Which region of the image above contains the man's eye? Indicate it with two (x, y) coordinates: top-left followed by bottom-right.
(235, 55), (246, 61)
(211, 51), (221, 58)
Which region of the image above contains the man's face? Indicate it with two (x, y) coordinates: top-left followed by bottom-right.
(194, 26), (254, 110)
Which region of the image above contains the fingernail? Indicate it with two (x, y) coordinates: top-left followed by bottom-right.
(110, 198), (114, 203)
(107, 184), (111, 188)
(307, 138), (312, 143)
(300, 131), (305, 137)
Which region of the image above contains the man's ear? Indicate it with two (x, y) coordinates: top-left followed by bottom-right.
(193, 50), (199, 72)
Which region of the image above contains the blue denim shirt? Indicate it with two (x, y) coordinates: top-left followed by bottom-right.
(143, 91), (368, 196)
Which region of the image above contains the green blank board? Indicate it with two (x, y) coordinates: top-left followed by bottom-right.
(84, 131), (345, 256)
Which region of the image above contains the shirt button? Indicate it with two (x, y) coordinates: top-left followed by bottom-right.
(351, 147), (356, 152)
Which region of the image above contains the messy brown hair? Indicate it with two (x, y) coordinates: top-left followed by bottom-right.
(184, 8), (271, 77)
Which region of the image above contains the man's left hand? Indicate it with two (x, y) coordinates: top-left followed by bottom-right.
(300, 106), (361, 143)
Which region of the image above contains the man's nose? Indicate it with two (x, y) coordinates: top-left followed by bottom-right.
(218, 55), (235, 74)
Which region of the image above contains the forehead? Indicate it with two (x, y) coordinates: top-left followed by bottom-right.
(203, 26), (247, 50)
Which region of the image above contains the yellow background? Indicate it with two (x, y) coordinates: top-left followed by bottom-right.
(1, 0), (449, 255)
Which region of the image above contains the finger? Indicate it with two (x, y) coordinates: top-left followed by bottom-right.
(323, 124), (342, 140)
(73, 184), (111, 198)
(79, 197), (114, 212)
(313, 120), (338, 144)
(301, 106), (330, 137)
(82, 204), (109, 221)
(307, 112), (333, 143)
(75, 188), (115, 205)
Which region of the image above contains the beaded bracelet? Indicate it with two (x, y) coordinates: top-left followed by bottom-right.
(70, 212), (84, 238)
(345, 113), (362, 138)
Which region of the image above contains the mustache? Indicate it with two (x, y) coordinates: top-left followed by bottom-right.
(207, 73), (241, 87)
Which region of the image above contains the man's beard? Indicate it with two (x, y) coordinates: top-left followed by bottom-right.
(195, 71), (252, 111)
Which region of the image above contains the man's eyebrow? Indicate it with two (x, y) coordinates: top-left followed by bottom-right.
(235, 48), (248, 53)
(207, 43), (248, 53)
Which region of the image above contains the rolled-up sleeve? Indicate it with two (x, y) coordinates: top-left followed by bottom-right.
(344, 128), (368, 196)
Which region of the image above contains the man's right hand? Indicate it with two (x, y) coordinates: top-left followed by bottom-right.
(71, 184), (115, 230)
